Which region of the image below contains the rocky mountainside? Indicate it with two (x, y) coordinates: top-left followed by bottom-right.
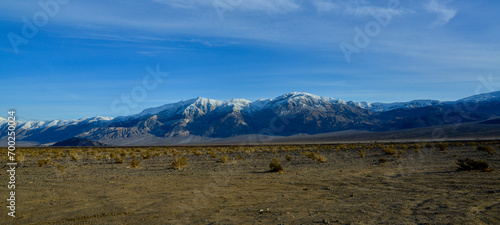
(3, 91), (500, 146)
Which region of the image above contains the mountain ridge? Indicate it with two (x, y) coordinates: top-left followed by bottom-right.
(2, 91), (500, 146)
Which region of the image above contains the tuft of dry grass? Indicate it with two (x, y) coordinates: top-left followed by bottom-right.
(303, 151), (327, 163)
(208, 150), (217, 158)
(382, 147), (397, 156)
(379, 158), (387, 164)
(16, 153), (25, 164)
(269, 158), (283, 172)
(69, 151), (80, 161)
(457, 158), (491, 172)
(358, 149), (365, 158)
(37, 158), (51, 167)
(219, 156), (230, 163)
(477, 145), (495, 155)
(53, 162), (66, 174)
(172, 156), (187, 170)
(438, 143), (448, 151)
(130, 159), (139, 168)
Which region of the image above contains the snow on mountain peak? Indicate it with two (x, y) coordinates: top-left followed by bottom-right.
(355, 99), (442, 112)
(122, 90), (500, 120)
(13, 116), (115, 130)
(272, 92), (342, 106)
(457, 90), (500, 103)
(193, 97), (223, 106)
(73, 116), (114, 124)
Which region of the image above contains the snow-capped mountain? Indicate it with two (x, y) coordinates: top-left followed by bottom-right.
(0, 116), (113, 144)
(350, 100), (443, 112)
(122, 92), (344, 120)
(13, 116), (113, 130)
(3, 91), (500, 146)
(456, 91), (500, 103)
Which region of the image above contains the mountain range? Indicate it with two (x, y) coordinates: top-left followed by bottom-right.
(2, 91), (500, 146)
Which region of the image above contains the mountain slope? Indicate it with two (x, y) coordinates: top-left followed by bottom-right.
(3, 91), (500, 146)
(52, 137), (107, 147)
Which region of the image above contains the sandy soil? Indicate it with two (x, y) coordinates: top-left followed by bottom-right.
(2, 142), (499, 224)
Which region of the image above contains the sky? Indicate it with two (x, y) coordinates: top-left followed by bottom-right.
(1, 0), (499, 121)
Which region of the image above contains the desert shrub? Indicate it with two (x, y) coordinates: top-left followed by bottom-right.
(285, 155), (293, 161)
(193, 150), (202, 157)
(30, 149), (39, 157)
(303, 151), (327, 162)
(130, 159), (139, 168)
(53, 162), (66, 173)
(104, 153), (111, 161)
(95, 154), (104, 160)
(477, 145), (495, 155)
(358, 149), (365, 158)
(114, 157), (124, 164)
(379, 158), (387, 164)
(236, 155), (243, 160)
(69, 151), (80, 161)
(269, 158), (283, 172)
(152, 150), (162, 157)
(383, 147), (397, 155)
(219, 156), (230, 163)
(53, 150), (63, 159)
(141, 152), (151, 160)
(411, 143), (421, 152)
(172, 156), (187, 170)
(37, 158), (51, 167)
(16, 153), (25, 164)
(208, 150), (217, 158)
(438, 143), (448, 151)
(119, 150), (128, 157)
(111, 153), (124, 164)
(457, 158), (491, 171)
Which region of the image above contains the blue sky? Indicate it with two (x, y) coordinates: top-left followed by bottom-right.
(1, 0), (499, 120)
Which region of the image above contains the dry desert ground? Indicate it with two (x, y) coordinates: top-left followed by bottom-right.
(2, 141), (500, 224)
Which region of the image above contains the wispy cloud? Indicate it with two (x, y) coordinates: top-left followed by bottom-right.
(425, 0), (457, 27)
(154, 0), (300, 14)
(312, 0), (409, 16)
(312, 0), (339, 12)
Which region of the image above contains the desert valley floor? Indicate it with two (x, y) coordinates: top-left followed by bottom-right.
(2, 141), (500, 224)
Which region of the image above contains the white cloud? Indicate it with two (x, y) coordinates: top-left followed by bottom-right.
(313, 0), (339, 12)
(153, 0), (300, 14)
(425, 0), (457, 26)
(153, 0), (203, 9)
(313, 0), (407, 17)
(238, 0), (301, 14)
